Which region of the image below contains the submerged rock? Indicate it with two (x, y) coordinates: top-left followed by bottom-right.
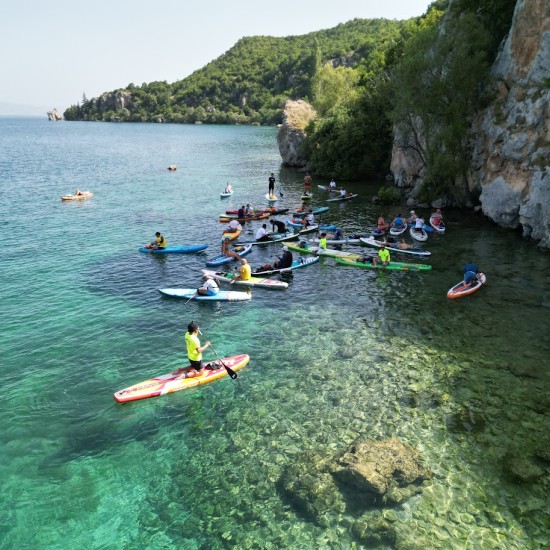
(333, 437), (432, 505)
(502, 452), (544, 483)
(277, 451), (345, 527)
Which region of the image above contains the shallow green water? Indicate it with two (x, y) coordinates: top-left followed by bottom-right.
(0, 118), (549, 549)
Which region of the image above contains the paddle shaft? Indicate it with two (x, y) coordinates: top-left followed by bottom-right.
(184, 292), (197, 304)
(198, 330), (238, 379)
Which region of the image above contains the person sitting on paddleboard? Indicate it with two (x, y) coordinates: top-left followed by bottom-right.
(329, 178), (337, 190)
(463, 263), (481, 286)
(407, 210), (417, 223)
(197, 274), (219, 296)
(392, 213), (405, 228)
(181, 321), (211, 378)
(274, 246), (293, 269)
(255, 223), (271, 242)
(414, 216), (425, 233)
(74, 189), (84, 196)
(396, 239), (413, 250)
(271, 219), (286, 234)
(233, 258), (252, 282)
(303, 209), (315, 227)
(431, 208), (443, 225)
(147, 231), (166, 250)
(374, 244), (391, 268)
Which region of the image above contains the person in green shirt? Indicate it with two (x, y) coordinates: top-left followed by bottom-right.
(182, 321), (211, 378)
(375, 244), (391, 268)
(318, 232), (328, 253)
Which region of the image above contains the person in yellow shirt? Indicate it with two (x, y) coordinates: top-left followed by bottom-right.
(233, 258), (251, 282)
(181, 321), (211, 378)
(374, 244), (391, 268)
(147, 231), (166, 250)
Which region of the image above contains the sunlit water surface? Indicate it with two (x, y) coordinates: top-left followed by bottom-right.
(0, 118), (549, 549)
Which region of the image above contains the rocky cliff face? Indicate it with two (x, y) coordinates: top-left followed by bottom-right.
(390, 0), (550, 248)
(469, 0), (550, 248)
(277, 100), (317, 168)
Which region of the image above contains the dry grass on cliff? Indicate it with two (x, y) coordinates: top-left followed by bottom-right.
(284, 100), (317, 132)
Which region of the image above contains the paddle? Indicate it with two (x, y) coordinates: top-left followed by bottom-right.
(198, 330), (238, 379)
(184, 292), (197, 304)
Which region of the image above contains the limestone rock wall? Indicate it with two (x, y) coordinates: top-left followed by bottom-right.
(469, 0), (550, 247)
(277, 99), (317, 168)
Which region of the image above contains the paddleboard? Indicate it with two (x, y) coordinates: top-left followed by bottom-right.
(61, 192), (93, 201)
(326, 193), (358, 202)
(429, 216), (446, 233)
(114, 354), (250, 403)
(410, 227), (428, 242)
(285, 242), (362, 260)
(447, 273), (486, 298)
(222, 229), (242, 241)
(206, 243), (252, 266)
(265, 193), (278, 202)
(359, 237), (432, 257)
(139, 244), (208, 254)
(252, 255), (320, 275)
(158, 288), (252, 301)
(202, 269), (288, 290)
(334, 257), (432, 271)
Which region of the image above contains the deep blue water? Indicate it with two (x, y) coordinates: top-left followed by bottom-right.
(0, 117), (549, 549)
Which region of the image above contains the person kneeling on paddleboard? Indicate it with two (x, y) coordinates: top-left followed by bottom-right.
(182, 321), (211, 378)
(147, 231), (167, 250)
(463, 263), (481, 286)
(197, 274), (219, 296)
(274, 246), (293, 269)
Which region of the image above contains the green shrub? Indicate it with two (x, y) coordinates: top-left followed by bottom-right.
(377, 186), (402, 203)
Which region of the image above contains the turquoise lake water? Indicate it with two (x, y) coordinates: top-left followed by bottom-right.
(1, 117), (549, 549)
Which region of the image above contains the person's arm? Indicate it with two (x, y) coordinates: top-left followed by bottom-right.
(197, 340), (210, 353)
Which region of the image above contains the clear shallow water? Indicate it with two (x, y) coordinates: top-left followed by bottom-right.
(0, 117), (549, 549)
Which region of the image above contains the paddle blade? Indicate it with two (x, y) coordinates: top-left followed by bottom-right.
(224, 364), (238, 379)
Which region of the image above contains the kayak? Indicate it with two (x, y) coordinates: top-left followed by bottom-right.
(220, 213), (270, 223)
(285, 242), (363, 260)
(293, 206), (329, 217)
(265, 193), (278, 202)
(252, 255), (320, 275)
(158, 288), (252, 300)
(334, 257), (433, 271)
(139, 244), (208, 254)
(326, 193), (358, 202)
(389, 224), (407, 236)
(359, 237), (432, 257)
(202, 269), (289, 289)
(410, 227), (428, 242)
(222, 229), (242, 241)
(447, 273), (486, 298)
(61, 191), (93, 200)
(113, 354), (250, 403)
(241, 232), (299, 246)
(429, 216), (446, 233)
(206, 243), (252, 266)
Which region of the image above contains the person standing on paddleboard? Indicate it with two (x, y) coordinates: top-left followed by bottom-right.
(268, 173), (275, 195)
(183, 321), (211, 378)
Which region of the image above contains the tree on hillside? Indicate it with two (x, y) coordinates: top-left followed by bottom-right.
(390, 12), (492, 201)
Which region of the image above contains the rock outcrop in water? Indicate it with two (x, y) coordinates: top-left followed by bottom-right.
(47, 108), (63, 121)
(277, 100), (316, 168)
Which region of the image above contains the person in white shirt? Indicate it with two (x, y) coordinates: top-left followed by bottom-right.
(329, 178), (337, 189)
(228, 219), (241, 232)
(414, 216), (425, 233)
(255, 223), (271, 242)
(339, 189), (347, 198)
(303, 210), (315, 227)
(197, 275), (219, 296)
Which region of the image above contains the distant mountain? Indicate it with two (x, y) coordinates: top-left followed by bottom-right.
(0, 102), (50, 116)
(63, 18), (409, 124)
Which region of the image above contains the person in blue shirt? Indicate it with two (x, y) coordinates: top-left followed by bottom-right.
(463, 263), (480, 284)
(392, 213), (405, 228)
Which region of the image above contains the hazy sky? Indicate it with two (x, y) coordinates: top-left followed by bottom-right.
(1, 0), (433, 112)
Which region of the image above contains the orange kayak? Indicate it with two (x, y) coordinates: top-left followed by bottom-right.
(114, 354), (250, 403)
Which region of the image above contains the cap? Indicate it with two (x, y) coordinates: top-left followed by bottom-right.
(282, 246), (288, 251)
(188, 321), (199, 333)
(410, 210), (415, 214)
(203, 273), (212, 279)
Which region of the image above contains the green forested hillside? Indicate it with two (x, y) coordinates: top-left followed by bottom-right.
(63, 19), (409, 125)
(64, 0), (517, 187)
